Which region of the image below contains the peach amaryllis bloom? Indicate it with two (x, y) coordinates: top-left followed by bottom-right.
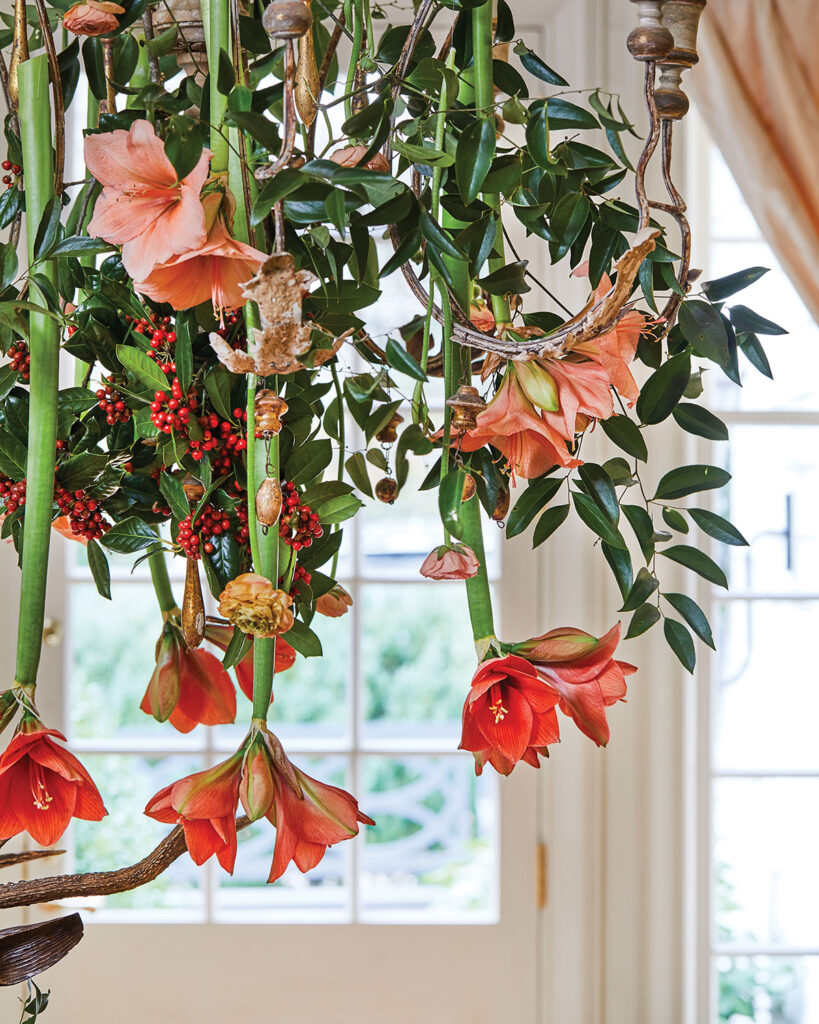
(140, 622), (236, 733)
(202, 622), (296, 705)
(572, 272), (647, 406)
(540, 357), (614, 441)
(85, 119), (210, 280)
(459, 655), (560, 776)
(509, 623), (635, 747)
(420, 542), (480, 580)
(0, 717), (107, 846)
(63, 0), (124, 35)
(315, 584), (353, 618)
(134, 192), (267, 314)
(145, 752), (243, 873)
(470, 300), (496, 333)
(459, 364), (580, 481)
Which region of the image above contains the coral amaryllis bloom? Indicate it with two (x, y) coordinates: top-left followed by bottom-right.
(140, 623), (236, 733)
(85, 119), (210, 280)
(145, 753), (243, 872)
(202, 623), (296, 706)
(267, 761), (375, 882)
(315, 584), (353, 618)
(460, 366), (580, 481)
(134, 193), (267, 313)
(0, 719), (107, 846)
(420, 542), (480, 580)
(459, 655), (560, 776)
(540, 357), (614, 441)
(63, 0), (124, 35)
(511, 623), (635, 747)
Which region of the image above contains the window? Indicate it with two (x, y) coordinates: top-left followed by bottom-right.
(698, 138), (819, 1021)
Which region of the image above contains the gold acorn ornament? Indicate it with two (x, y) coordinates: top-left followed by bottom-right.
(262, 0), (312, 39)
(375, 477), (399, 504)
(375, 411), (404, 445)
(256, 477), (283, 530)
(294, 0), (320, 127)
(255, 390), (288, 436)
(462, 473), (477, 502)
(181, 556), (206, 649)
(446, 385), (487, 432)
(492, 486), (510, 523)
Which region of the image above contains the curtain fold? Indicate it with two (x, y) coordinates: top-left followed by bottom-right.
(690, 0), (819, 322)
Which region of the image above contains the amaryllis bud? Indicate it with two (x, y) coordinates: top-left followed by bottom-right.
(0, 690), (19, 736)
(470, 302), (496, 333)
(420, 543), (480, 580)
(218, 573), (294, 637)
(144, 624), (182, 722)
(514, 361), (559, 412)
(315, 584), (353, 618)
(240, 734), (276, 821)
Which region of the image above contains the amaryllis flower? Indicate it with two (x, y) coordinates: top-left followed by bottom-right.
(145, 753), (243, 872)
(459, 655), (560, 776)
(470, 301), (496, 333)
(459, 365), (580, 480)
(63, 0), (123, 35)
(202, 623), (296, 706)
(420, 542), (480, 580)
(316, 584), (353, 618)
(140, 623), (236, 733)
(0, 718), (107, 846)
(541, 357), (614, 440)
(85, 119), (210, 280)
(134, 192), (267, 314)
(217, 572), (294, 638)
(510, 623), (635, 747)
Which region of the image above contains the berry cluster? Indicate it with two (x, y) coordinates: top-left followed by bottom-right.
(279, 481), (323, 551)
(0, 475), (26, 513)
(54, 485), (111, 541)
(214, 311), (245, 350)
(8, 342), (30, 382)
(189, 409), (248, 469)
(176, 504), (233, 559)
(96, 377), (132, 425)
(1, 160), (20, 189)
(150, 378), (197, 435)
(287, 564), (312, 598)
(128, 314), (178, 377)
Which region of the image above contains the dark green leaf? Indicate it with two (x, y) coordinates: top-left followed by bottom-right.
(385, 338), (426, 382)
(689, 508), (748, 547)
(159, 472), (190, 520)
(602, 541), (633, 599)
(532, 503), (569, 547)
(663, 618), (695, 672)
(345, 451), (373, 498)
(513, 41), (569, 86)
(738, 332), (773, 379)
(653, 464), (731, 501)
(622, 503), (655, 562)
(49, 236), (112, 258)
(285, 618), (323, 658)
(621, 566), (659, 612)
(86, 538), (111, 600)
(507, 476), (563, 539)
(672, 403), (729, 441)
(100, 516), (159, 553)
(547, 97), (598, 130)
(659, 544), (728, 588)
(572, 492), (627, 548)
(701, 266), (768, 302)
(636, 353), (691, 425)
(117, 344), (170, 391)
(204, 366), (233, 421)
(577, 463), (619, 523)
(626, 603), (661, 639)
(663, 592), (715, 649)
(678, 300), (730, 368)
(286, 439), (332, 485)
(418, 210), (463, 259)
(477, 260), (530, 295)
(600, 416), (647, 461)
(455, 119), (496, 204)
(729, 304), (787, 336)
(662, 506), (688, 533)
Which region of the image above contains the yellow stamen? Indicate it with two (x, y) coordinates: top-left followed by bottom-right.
(489, 699), (508, 724)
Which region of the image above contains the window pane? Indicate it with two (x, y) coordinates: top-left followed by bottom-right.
(716, 955), (819, 1024)
(719, 426), (819, 595)
(361, 583), (478, 744)
(359, 755), (497, 922)
(715, 778), (819, 949)
(73, 754), (204, 918)
(713, 601), (819, 772)
(214, 756), (351, 922)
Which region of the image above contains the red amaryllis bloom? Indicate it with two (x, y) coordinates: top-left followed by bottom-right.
(510, 623), (635, 747)
(267, 760), (374, 882)
(202, 623), (296, 706)
(315, 584), (353, 618)
(420, 542), (480, 580)
(459, 366), (580, 481)
(140, 623), (236, 733)
(459, 655), (560, 776)
(85, 119), (210, 280)
(0, 718), (107, 846)
(145, 753), (243, 872)
(134, 192), (267, 313)
(63, 0), (123, 35)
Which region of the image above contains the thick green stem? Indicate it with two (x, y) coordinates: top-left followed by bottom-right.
(343, 0), (362, 124)
(127, 34), (150, 108)
(14, 55), (58, 690)
(329, 362), (344, 579)
(250, 427), (280, 720)
(202, 0), (230, 173)
(472, 1), (512, 326)
(245, 376), (262, 571)
(460, 496), (495, 645)
(147, 541), (178, 614)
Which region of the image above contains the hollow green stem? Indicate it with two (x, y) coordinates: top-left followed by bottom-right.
(14, 56), (58, 691)
(330, 362), (344, 579)
(344, 0), (364, 126)
(147, 540), (178, 615)
(472, 1), (512, 326)
(245, 376), (263, 572)
(460, 496), (495, 648)
(250, 426), (280, 720)
(202, 0), (230, 173)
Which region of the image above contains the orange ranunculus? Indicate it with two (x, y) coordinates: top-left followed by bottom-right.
(329, 146), (391, 174)
(217, 572), (294, 638)
(134, 192), (267, 314)
(510, 623), (635, 747)
(85, 119), (210, 280)
(315, 584), (353, 618)
(140, 623), (236, 733)
(420, 543), (480, 580)
(145, 752), (244, 873)
(0, 718), (107, 846)
(63, 0), (124, 35)
(459, 365), (580, 481)
(459, 655), (560, 776)
(203, 622), (296, 704)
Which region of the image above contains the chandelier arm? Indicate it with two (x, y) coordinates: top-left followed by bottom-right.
(634, 60), (662, 231)
(655, 117), (692, 332)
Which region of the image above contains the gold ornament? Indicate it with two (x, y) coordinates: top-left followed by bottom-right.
(375, 411), (404, 445)
(462, 473), (477, 502)
(255, 390), (288, 435)
(375, 477), (399, 504)
(294, 1), (320, 127)
(181, 557), (205, 649)
(446, 385), (487, 432)
(492, 486), (510, 522)
(262, 0), (312, 39)
(256, 477), (283, 527)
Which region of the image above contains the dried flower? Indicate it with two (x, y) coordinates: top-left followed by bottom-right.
(420, 543), (480, 580)
(63, 0), (124, 36)
(218, 573), (294, 637)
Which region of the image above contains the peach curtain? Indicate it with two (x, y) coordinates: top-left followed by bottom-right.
(690, 0), (819, 323)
